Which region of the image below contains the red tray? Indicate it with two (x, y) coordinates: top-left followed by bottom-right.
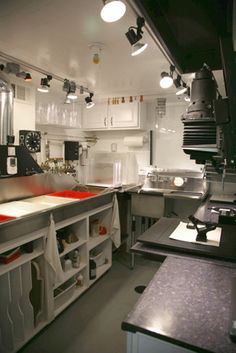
(0, 215), (16, 223)
(47, 190), (97, 199)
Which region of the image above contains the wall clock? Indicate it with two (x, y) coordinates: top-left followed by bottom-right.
(19, 130), (41, 153)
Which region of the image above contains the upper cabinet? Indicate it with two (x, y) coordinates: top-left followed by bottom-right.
(82, 102), (146, 130)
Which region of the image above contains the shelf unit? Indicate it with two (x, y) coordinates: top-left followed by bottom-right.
(0, 200), (114, 353)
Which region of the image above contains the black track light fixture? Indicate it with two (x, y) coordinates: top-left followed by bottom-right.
(24, 73), (32, 82)
(85, 93), (95, 109)
(38, 75), (52, 93)
(63, 79), (78, 100)
(125, 17), (148, 56)
(160, 65), (175, 88)
(173, 74), (182, 88)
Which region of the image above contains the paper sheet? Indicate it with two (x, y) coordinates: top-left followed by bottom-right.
(169, 221), (222, 247)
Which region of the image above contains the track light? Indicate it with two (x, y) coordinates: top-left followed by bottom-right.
(126, 17), (148, 56)
(63, 79), (78, 100)
(176, 87), (187, 96)
(16, 71), (32, 81)
(160, 65), (175, 89)
(100, 0), (126, 23)
(184, 86), (191, 101)
(173, 74), (181, 88)
(131, 42), (148, 56)
(67, 81), (77, 100)
(160, 72), (173, 88)
(85, 93), (95, 109)
(64, 97), (72, 104)
(37, 75), (52, 93)
(0, 62), (32, 82)
(24, 73), (32, 82)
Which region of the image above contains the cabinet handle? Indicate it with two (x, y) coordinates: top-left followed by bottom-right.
(110, 117), (113, 126)
(104, 117), (107, 126)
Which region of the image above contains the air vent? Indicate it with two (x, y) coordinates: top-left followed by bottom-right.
(12, 84), (27, 101)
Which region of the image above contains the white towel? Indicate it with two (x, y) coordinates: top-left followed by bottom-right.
(44, 214), (64, 286)
(110, 195), (121, 248)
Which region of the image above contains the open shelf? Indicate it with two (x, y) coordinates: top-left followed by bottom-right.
(89, 263), (111, 286)
(0, 194), (114, 353)
(54, 284), (88, 317)
(0, 227), (47, 255)
(0, 248), (44, 276)
(54, 262), (87, 289)
(59, 239), (87, 258)
(88, 235), (110, 251)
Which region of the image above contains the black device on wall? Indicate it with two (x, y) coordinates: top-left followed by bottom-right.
(64, 141), (79, 161)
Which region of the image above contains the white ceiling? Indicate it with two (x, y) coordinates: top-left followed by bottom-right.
(0, 0), (225, 101)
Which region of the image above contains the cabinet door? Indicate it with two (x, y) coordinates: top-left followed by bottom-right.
(83, 103), (108, 130)
(109, 102), (139, 128)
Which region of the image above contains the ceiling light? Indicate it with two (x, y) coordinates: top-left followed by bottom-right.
(37, 75), (52, 93)
(176, 86), (187, 95)
(160, 65), (175, 89)
(63, 79), (78, 100)
(85, 93), (95, 109)
(131, 42), (148, 56)
(184, 86), (191, 101)
(24, 73), (32, 82)
(160, 72), (173, 88)
(184, 95), (191, 102)
(16, 71), (32, 81)
(173, 75), (181, 88)
(100, 0), (126, 23)
(64, 97), (72, 104)
(89, 43), (104, 64)
(126, 17), (148, 56)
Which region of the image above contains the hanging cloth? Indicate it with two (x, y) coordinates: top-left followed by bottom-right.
(44, 213), (64, 286)
(110, 194), (121, 248)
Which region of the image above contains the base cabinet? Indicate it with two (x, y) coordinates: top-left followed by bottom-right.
(127, 332), (195, 353)
(0, 202), (113, 353)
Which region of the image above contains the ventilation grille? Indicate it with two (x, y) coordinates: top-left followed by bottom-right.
(12, 84), (27, 101)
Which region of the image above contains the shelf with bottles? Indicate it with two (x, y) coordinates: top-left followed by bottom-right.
(54, 244), (87, 289)
(56, 218), (87, 258)
(89, 238), (112, 285)
(0, 227), (47, 256)
(0, 237), (44, 276)
(54, 267), (88, 316)
(88, 207), (112, 247)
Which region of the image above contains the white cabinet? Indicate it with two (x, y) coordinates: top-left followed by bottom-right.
(0, 201), (113, 353)
(83, 102), (146, 130)
(82, 103), (108, 130)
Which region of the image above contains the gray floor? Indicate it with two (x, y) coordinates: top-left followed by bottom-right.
(19, 251), (160, 353)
